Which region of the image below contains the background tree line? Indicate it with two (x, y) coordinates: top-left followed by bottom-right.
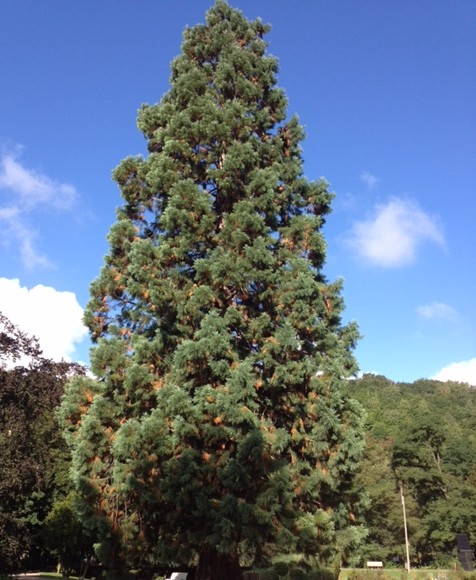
(0, 312), (92, 575)
(341, 374), (476, 568)
(1, 309), (474, 574)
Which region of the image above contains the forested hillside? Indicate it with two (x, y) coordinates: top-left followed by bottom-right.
(342, 374), (476, 567)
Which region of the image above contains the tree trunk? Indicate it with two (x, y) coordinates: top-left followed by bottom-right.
(195, 545), (243, 580)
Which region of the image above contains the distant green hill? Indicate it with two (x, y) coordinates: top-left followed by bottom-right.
(341, 374), (476, 568)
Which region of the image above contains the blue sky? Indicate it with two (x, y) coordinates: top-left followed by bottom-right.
(1, 0), (475, 384)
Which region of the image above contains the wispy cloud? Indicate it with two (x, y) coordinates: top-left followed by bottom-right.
(346, 197), (445, 268)
(432, 357), (476, 386)
(0, 151), (77, 209)
(361, 171), (378, 190)
(417, 301), (458, 322)
(0, 277), (88, 363)
(0, 147), (78, 268)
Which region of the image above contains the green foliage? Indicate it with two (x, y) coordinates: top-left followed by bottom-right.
(309, 570), (336, 580)
(287, 568), (306, 580)
(258, 559), (335, 580)
(273, 561), (289, 576)
(342, 571), (476, 580)
(344, 571), (391, 580)
(0, 311), (86, 573)
(255, 560), (336, 580)
(342, 374), (476, 567)
(0, 311), (42, 365)
(61, 1), (365, 577)
(43, 492), (94, 576)
(257, 570), (280, 580)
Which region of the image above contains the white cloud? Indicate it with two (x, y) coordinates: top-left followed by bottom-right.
(0, 277), (88, 362)
(0, 206), (19, 220)
(1, 217), (52, 269)
(417, 301), (458, 321)
(0, 151), (77, 209)
(0, 148), (78, 268)
(346, 197), (445, 267)
(361, 171), (378, 190)
(432, 358), (476, 386)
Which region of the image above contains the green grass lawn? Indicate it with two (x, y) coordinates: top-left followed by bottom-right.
(13, 568), (474, 580)
(14, 575), (89, 580)
(339, 569), (472, 580)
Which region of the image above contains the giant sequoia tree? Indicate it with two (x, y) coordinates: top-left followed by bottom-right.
(60, 3), (364, 578)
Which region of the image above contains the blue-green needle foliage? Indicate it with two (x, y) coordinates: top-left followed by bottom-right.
(60, 1), (365, 575)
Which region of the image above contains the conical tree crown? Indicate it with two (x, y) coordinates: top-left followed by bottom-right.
(61, 1), (364, 574)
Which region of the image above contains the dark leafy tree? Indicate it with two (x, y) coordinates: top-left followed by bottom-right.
(0, 311), (42, 365)
(354, 435), (419, 565)
(43, 491), (95, 577)
(392, 421), (448, 507)
(60, 3), (364, 578)
(0, 312), (85, 573)
(419, 484), (476, 567)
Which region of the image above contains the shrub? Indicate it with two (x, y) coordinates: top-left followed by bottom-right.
(273, 561), (290, 577)
(289, 567), (308, 580)
(307, 570), (336, 580)
(256, 569), (280, 580)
